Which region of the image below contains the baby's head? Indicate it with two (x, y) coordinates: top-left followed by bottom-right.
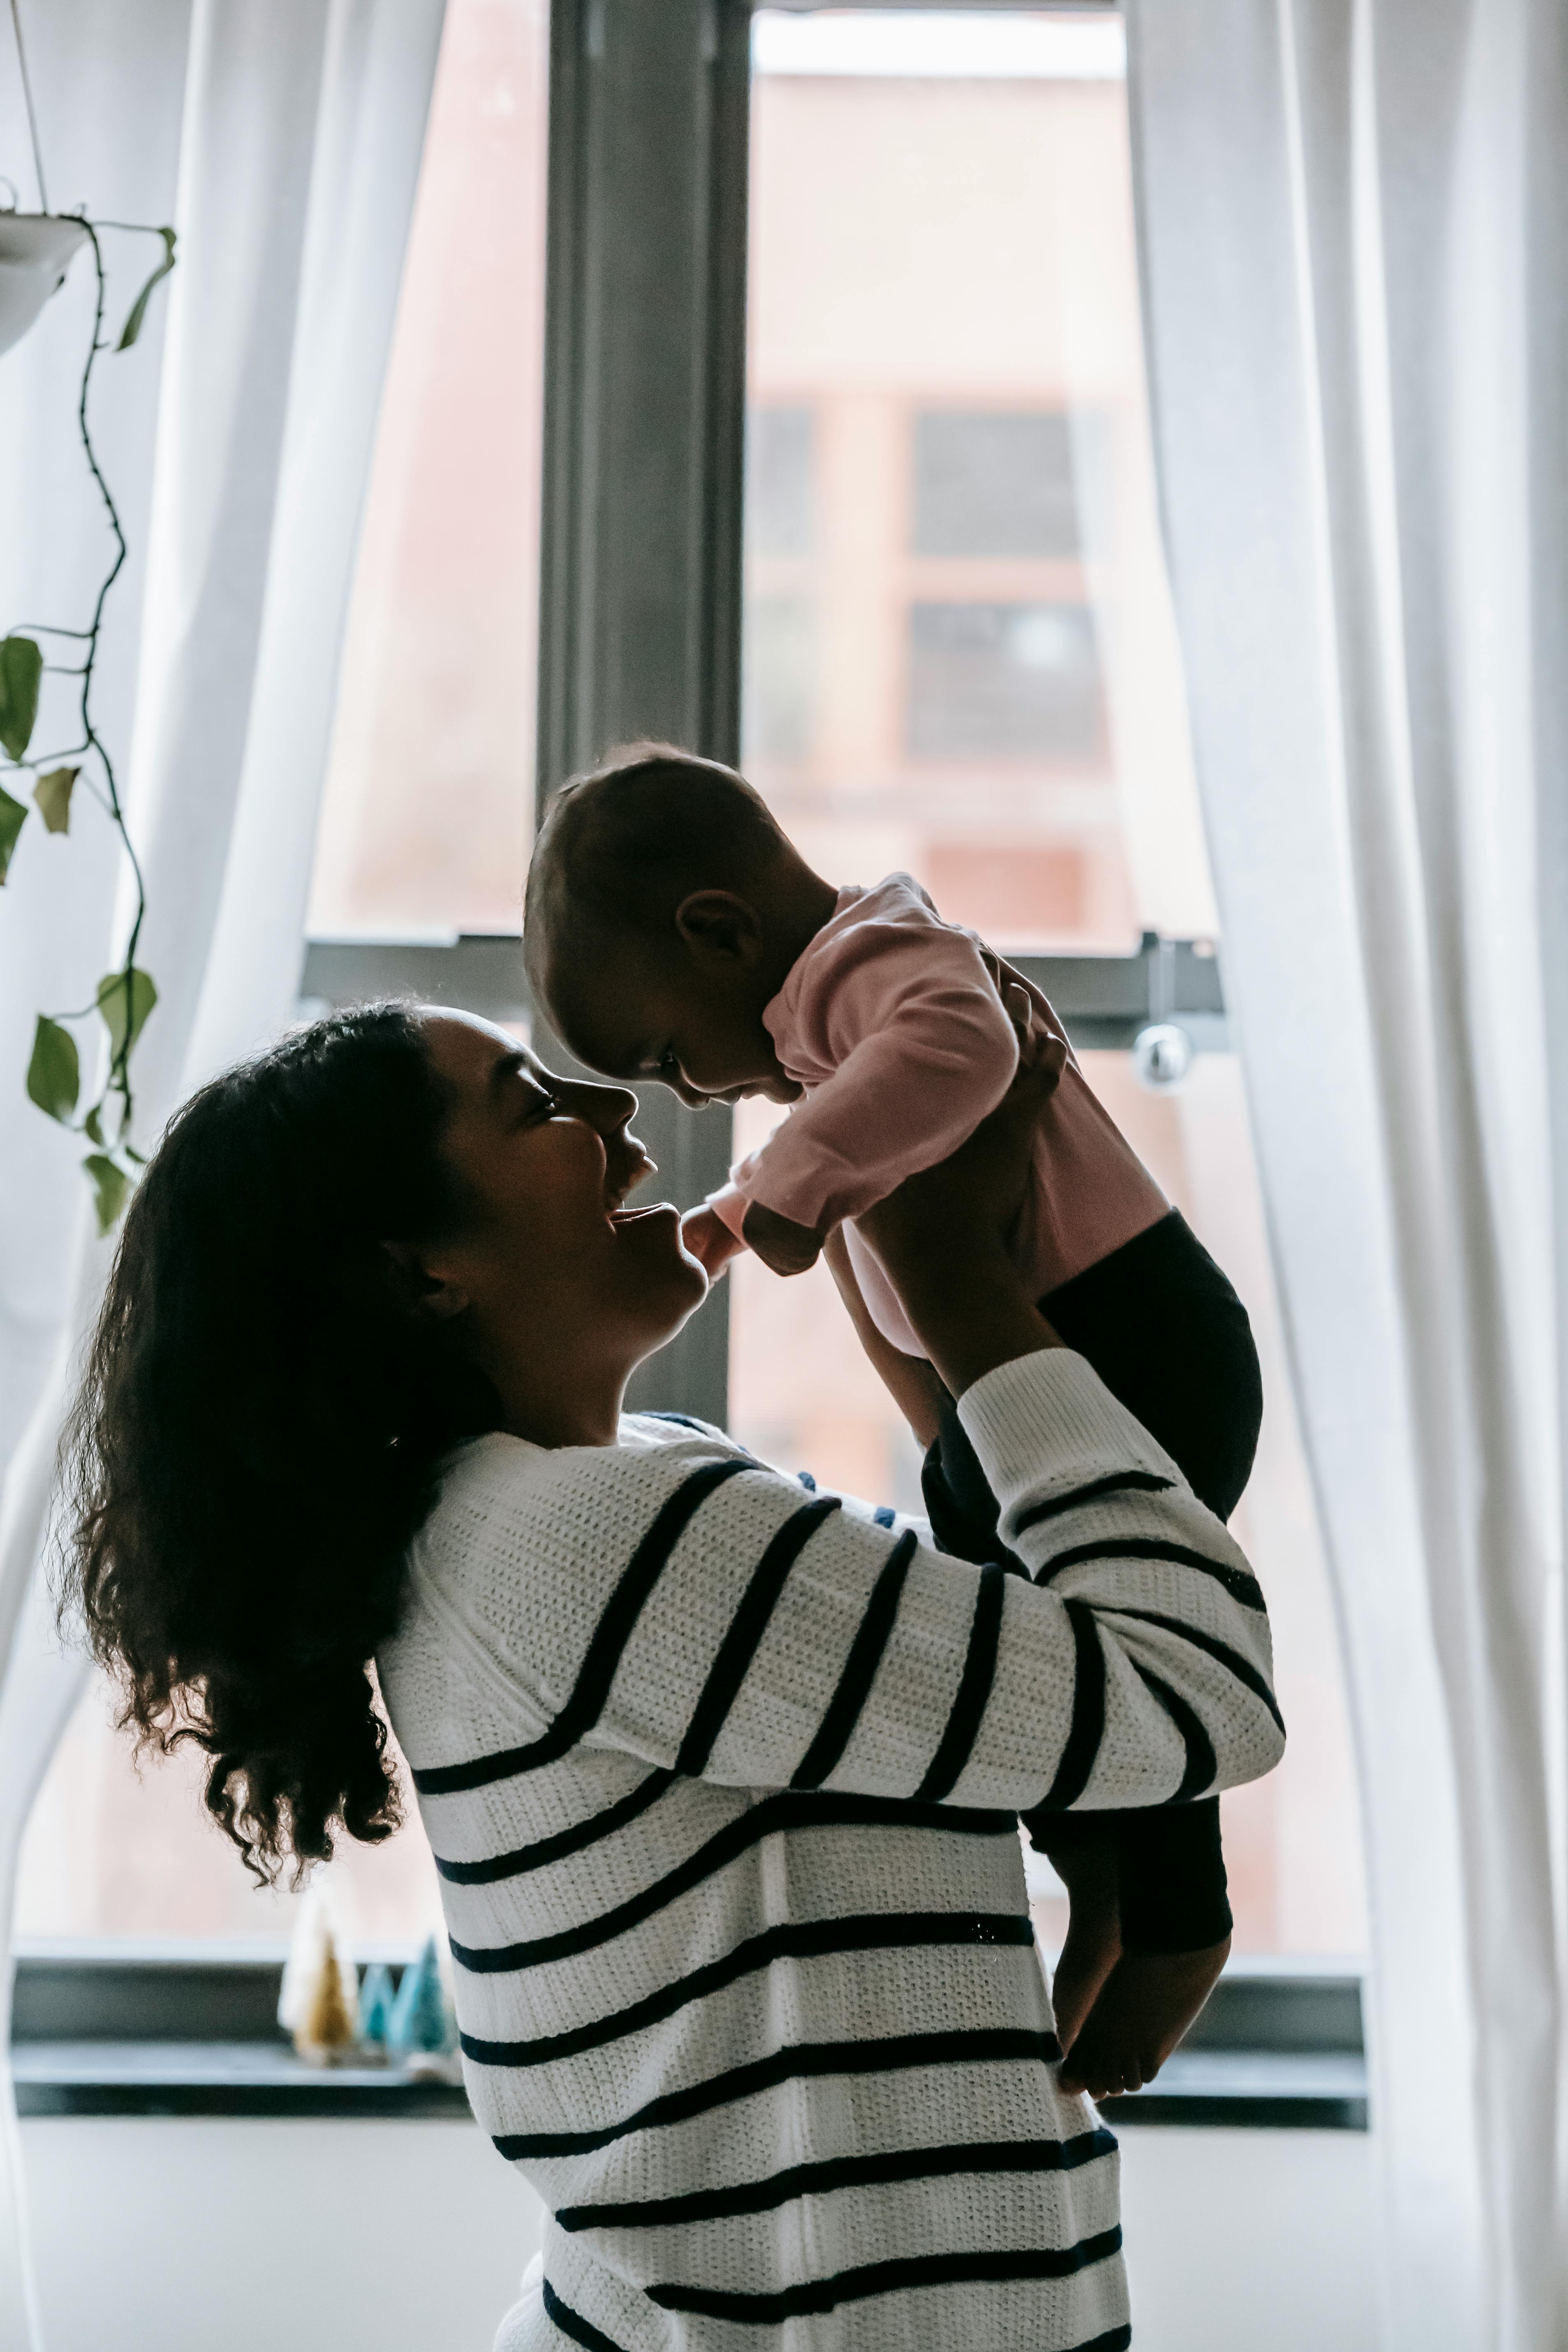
(524, 743), (834, 1106)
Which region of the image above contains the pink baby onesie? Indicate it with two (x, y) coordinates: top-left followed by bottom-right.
(708, 873), (1170, 1357)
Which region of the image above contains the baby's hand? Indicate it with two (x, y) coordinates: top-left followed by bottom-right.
(741, 1200), (825, 1276)
(1056, 1937), (1231, 2101)
(680, 1205), (747, 1278)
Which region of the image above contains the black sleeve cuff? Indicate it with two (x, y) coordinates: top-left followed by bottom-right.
(1021, 1797), (1232, 1953)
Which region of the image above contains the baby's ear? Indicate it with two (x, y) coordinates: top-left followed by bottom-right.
(672, 889), (764, 968)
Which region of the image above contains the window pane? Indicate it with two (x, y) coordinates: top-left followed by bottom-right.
(733, 10), (1366, 1960)
(743, 6), (1214, 950)
(306, 0), (548, 938)
(16, 0), (549, 1945)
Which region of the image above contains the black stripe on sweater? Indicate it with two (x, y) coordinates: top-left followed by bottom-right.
(790, 1530), (915, 1790)
(462, 1910), (1033, 2070)
(647, 2230), (1123, 2322)
(433, 1769), (676, 1887)
(1033, 1598), (1106, 1810)
(1014, 1471), (1174, 1533)
(1130, 1658), (1217, 1802)
(540, 2280), (627, 2352)
(1101, 1607), (1285, 1735)
(914, 1560), (1006, 1802)
(1037, 1535), (1265, 1614)
(556, 2126), (1117, 2231)
(675, 1495), (841, 1776)
(410, 1458), (752, 1795)
(449, 1788), (1015, 1974)
(491, 2028), (1062, 2160)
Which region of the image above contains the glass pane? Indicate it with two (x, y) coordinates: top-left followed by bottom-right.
(16, 0), (550, 1946)
(732, 10), (1366, 1959)
(306, 0), (549, 938)
(743, 6), (1214, 950)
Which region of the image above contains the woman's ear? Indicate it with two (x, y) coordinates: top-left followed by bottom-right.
(381, 1241), (470, 1322)
(672, 889), (764, 969)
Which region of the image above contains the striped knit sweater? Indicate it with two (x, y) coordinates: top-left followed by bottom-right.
(377, 1347), (1284, 2352)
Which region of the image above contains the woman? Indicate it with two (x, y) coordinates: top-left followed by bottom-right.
(63, 1001), (1283, 2352)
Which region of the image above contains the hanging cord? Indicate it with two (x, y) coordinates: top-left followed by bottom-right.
(7, 0), (48, 214)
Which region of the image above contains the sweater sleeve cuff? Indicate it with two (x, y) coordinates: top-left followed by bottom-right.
(706, 1184), (750, 1241)
(955, 1348), (1179, 1518)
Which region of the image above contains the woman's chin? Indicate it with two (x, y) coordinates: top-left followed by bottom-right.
(611, 1201), (710, 1314)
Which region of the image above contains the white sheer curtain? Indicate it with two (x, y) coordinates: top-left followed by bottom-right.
(1127, 4), (1568, 2348)
(0, 2), (444, 2340)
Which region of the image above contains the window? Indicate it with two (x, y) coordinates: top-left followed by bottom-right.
(19, 1), (1366, 1977)
(15, 0), (549, 1947)
(730, 7), (1366, 1961)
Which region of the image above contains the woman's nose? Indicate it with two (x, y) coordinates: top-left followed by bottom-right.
(577, 1078), (638, 1137)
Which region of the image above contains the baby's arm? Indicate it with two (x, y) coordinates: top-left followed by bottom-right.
(745, 929), (1025, 1243)
(680, 1202), (748, 1278)
(722, 928), (1034, 1276)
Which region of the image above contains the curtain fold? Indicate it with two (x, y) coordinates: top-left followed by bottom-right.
(0, 3), (444, 2342)
(1127, 4), (1568, 2347)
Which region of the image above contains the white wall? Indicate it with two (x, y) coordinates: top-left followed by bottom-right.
(20, 2117), (1377, 2352)
(1119, 2128), (1378, 2352)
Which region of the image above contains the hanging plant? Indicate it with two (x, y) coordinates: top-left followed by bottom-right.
(2, 0), (176, 1232)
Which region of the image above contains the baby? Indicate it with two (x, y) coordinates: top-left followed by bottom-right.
(525, 741), (1263, 2090)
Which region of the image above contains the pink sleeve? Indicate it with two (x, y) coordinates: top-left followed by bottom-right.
(727, 924), (1021, 1233)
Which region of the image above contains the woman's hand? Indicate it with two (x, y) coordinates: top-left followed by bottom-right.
(855, 1022), (1068, 1399)
(857, 1020), (1065, 1282)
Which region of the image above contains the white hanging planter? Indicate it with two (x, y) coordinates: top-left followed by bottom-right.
(0, 212), (88, 358)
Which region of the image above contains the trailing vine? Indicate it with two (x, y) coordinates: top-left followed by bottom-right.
(0, 215), (175, 1231)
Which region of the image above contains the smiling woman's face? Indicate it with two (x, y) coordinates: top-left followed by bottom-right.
(414, 1012), (707, 1428)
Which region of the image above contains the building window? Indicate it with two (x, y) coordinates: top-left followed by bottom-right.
(746, 404), (816, 558)
(913, 409), (1079, 558)
(906, 600), (1105, 761)
(742, 592), (817, 762)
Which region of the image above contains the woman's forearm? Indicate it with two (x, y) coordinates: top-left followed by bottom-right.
(822, 1229), (947, 1447)
(890, 1239), (1063, 1401)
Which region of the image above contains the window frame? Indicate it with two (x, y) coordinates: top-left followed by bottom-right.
(21, 0), (1364, 2082)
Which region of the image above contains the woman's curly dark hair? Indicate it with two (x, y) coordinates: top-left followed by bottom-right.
(58, 1002), (500, 1885)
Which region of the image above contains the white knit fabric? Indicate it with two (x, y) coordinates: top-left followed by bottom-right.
(378, 1349), (1283, 2351)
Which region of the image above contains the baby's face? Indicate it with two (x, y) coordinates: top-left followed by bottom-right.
(543, 937), (802, 1110)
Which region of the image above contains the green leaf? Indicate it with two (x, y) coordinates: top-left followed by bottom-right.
(83, 1153), (130, 1235)
(116, 228), (177, 352)
(83, 1102), (106, 1147)
(33, 765), (79, 835)
(0, 635), (42, 762)
(27, 1016), (80, 1124)
(0, 785), (25, 883)
(96, 967), (158, 1066)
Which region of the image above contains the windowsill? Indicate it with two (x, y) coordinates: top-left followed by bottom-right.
(9, 1947), (1369, 2130)
(10, 2037), (1367, 2129)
